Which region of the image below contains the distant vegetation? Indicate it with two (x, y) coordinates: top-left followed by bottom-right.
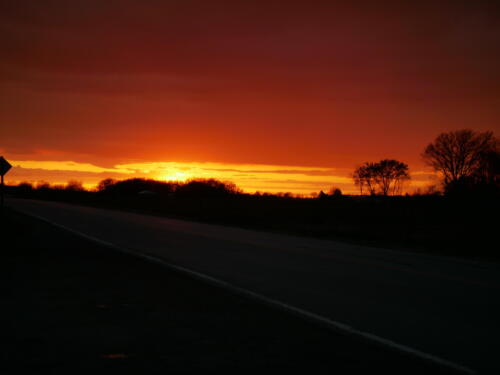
(6, 129), (498, 260)
(422, 129), (499, 195)
(7, 179), (499, 261)
(96, 177), (241, 197)
(352, 129), (499, 197)
(353, 159), (410, 196)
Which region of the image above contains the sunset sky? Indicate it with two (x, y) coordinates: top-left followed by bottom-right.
(1, 1), (499, 193)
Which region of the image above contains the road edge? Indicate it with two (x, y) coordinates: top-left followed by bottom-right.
(14, 207), (477, 375)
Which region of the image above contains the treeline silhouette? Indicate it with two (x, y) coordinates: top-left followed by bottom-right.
(7, 176), (498, 261)
(353, 129), (499, 196)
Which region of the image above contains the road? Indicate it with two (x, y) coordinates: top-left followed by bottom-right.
(8, 198), (500, 374)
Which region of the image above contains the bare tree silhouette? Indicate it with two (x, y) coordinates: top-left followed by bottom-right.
(353, 159), (410, 196)
(422, 129), (498, 193)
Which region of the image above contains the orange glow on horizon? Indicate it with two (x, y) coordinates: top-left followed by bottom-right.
(1, 1), (498, 198)
(4, 159), (435, 195)
(161, 171), (192, 182)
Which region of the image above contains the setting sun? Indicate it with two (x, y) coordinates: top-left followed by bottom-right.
(162, 171), (192, 182)
(2, 2), (499, 373)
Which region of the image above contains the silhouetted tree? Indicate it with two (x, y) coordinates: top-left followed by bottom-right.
(328, 187), (342, 196)
(473, 148), (500, 186)
(353, 164), (372, 195)
(65, 180), (85, 191)
(353, 159), (410, 196)
(317, 190), (328, 199)
(97, 178), (116, 192)
(422, 129), (499, 193)
(35, 181), (51, 191)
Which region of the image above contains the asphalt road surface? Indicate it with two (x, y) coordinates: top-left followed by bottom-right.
(7, 198), (500, 374)
(3, 207), (457, 374)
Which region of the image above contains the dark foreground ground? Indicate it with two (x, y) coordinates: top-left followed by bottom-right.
(1, 208), (458, 374)
(8, 186), (500, 262)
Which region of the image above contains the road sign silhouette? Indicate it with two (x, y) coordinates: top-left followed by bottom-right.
(0, 156), (11, 176)
(0, 156), (12, 210)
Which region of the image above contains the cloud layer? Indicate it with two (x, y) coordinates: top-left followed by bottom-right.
(1, 1), (498, 190)
(7, 159), (435, 194)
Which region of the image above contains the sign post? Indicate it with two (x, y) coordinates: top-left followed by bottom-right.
(0, 156), (12, 212)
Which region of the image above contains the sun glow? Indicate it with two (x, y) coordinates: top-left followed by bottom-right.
(162, 171), (192, 182)
(6, 159), (433, 195)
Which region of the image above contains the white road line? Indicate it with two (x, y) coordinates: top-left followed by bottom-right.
(18, 208), (477, 375)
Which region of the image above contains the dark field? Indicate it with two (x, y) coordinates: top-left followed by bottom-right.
(7, 181), (500, 261)
(1, 208), (459, 374)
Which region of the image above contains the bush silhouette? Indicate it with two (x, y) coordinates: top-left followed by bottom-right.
(97, 178), (176, 196)
(175, 178), (240, 198)
(65, 180), (85, 192)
